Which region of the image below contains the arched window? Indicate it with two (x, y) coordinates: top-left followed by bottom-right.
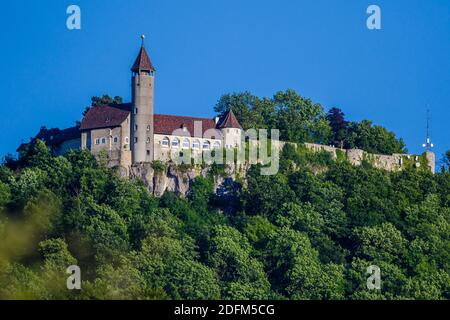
(162, 137), (170, 147)
(202, 140), (211, 150)
(213, 141), (221, 149)
(172, 137), (180, 149)
(192, 139), (200, 149)
(182, 138), (190, 149)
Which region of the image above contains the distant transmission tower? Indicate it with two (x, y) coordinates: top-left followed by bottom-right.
(422, 108), (434, 151)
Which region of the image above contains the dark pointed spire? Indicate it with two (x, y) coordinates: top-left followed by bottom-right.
(131, 34), (155, 73)
(217, 109), (242, 129)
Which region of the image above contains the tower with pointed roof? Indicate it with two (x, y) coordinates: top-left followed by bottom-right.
(217, 109), (243, 149)
(131, 35), (155, 163)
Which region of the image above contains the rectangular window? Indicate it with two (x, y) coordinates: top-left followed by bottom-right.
(101, 138), (106, 144)
(135, 137), (138, 143)
(95, 138), (100, 145)
(147, 150), (150, 156)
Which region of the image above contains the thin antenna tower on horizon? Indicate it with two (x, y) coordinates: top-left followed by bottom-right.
(422, 108), (434, 151)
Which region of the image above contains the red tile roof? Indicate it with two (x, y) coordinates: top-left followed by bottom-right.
(80, 105), (130, 130)
(217, 109), (242, 129)
(131, 46), (155, 72)
(154, 114), (219, 137)
(80, 105), (242, 137)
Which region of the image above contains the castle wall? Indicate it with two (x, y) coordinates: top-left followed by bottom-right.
(302, 143), (434, 173)
(304, 142), (345, 159)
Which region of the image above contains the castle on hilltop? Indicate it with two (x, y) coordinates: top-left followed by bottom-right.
(19, 37), (435, 175)
(22, 36), (243, 172)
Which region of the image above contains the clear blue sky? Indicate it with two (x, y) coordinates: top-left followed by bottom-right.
(0, 0), (449, 161)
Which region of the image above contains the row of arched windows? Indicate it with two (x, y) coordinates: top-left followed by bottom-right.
(161, 137), (221, 150)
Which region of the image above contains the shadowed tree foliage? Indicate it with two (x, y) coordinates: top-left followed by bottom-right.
(327, 107), (348, 148)
(82, 95), (123, 116)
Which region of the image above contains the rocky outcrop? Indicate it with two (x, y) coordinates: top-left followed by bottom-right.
(126, 143), (435, 197)
(128, 163), (246, 197)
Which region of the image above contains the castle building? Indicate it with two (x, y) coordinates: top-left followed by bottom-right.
(26, 37), (243, 171)
(19, 37), (435, 175)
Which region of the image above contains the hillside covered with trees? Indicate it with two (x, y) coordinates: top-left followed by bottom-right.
(215, 90), (407, 155)
(0, 90), (448, 300)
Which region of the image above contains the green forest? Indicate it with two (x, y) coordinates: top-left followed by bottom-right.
(0, 91), (449, 300)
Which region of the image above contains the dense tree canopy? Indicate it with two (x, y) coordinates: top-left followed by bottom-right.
(215, 91), (406, 155)
(0, 139), (448, 300)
